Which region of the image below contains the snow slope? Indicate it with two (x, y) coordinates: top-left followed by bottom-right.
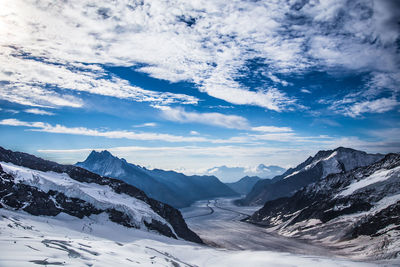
(1, 161), (171, 231)
(0, 208), (378, 267)
(0, 146), (202, 243)
(339, 165), (400, 196)
(249, 153), (400, 260)
(241, 147), (384, 205)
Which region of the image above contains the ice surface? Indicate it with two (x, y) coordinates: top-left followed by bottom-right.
(339, 166), (400, 196)
(0, 207), (376, 267)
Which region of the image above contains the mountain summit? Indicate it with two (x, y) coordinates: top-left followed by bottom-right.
(205, 164), (285, 182)
(248, 152), (400, 259)
(0, 146), (202, 243)
(240, 147), (384, 206)
(76, 151), (238, 208)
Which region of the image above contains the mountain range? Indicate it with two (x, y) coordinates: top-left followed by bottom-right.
(225, 176), (263, 195)
(204, 164), (285, 182)
(239, 147), (384, 206)
(0, 146), (202, 243)
(247, 152), (400, 259)
(1, 145), (399, 262)
(76, 150), (238, 208)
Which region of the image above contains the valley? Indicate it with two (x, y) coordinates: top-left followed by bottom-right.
(181, 197), (335, 255)
(0, 147), (399, 266)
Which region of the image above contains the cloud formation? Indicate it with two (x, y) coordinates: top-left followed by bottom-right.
(0, 118), (211, 143)
(24, 108), (55, 116)
(157, 106), (250, 129)
(1, 0), (398, 112)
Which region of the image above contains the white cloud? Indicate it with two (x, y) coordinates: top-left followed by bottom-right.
(0, 118), (47, 128)
(0, 117), (331, 146)
(251, 126), (293, 133)
(0, 118), (211, 143)
(158, 106), (250, 129)
(347, 98), (399, 117)
(24, 108), (55, 116)
(301, 89), (311, 94)
(0, 47), (198, 108)
(133, 122), (157, 128)
(36, 145), (306, 172)
(35, 130), (400, 175)
(0, 0), (399, 112)
(0, 118), (261, 144)
(335, 97), (399, 118)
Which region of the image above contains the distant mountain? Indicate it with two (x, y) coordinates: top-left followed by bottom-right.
(76, 150), (183, 207)
(205, 164), (285, 182)
(248, 153), (400, 259)
(0, 146), (202, 243)
(226, 176), (265, 195)
(240, 147), (384, 206)
(76, 151), (238, 208)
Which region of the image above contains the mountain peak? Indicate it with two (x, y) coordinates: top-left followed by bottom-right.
(86, 150), (114, 161)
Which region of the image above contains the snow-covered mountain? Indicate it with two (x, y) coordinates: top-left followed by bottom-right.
(240, 147), (384, 206)
(225, 176), (264, 195)
(0, 146), (202, 243)
(76, 150), (238, 208)
(248, 152), (400, 260)
(205, 164), (285, 181)
(0, 209), (372, 267)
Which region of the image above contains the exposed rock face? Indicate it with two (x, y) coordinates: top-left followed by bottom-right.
(240, 147), (384, 206)
(248, 153), (400, 260)
(0, 146), (202, 244)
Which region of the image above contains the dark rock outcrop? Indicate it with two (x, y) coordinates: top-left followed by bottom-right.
(0, 146), (202, 244)
(247, 153), (400, 259)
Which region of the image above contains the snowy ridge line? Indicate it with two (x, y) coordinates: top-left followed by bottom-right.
(0, 161), (172, 232)
(241, 147), (384, 205)
(248, 153), (400, 260)
(0, 146), (203, 243)
(339, 165), (400, 197)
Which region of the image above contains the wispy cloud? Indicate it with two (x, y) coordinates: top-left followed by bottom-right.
(331, 97), (399, 118)
(133, 122), (157, 128)
(251, 126), (293, 133)
(36, 129), (400, 173)
(0, 47), (198, 108)
(0, 117), (339, 147)
(301, 89), (311, 94)
(36, 145), (308, 171)
(0, 118), (263, 144)
(157, 106), (250, 129)
(2, 0), (397, 111)
(0, 118), (211, 143)
(24, 108), (55, 116)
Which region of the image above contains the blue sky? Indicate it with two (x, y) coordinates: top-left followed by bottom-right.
(0, 0), (399, 177)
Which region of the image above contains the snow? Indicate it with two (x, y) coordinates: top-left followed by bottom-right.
(283, 170), (299, 179)
(339, 166), (400, 196)
(284, 151), (341, 180)
(0, 208), (376, 267)
(304, 152), (338, 171)
(370, 193), (400, 214)
(0, 161), (173, 233)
